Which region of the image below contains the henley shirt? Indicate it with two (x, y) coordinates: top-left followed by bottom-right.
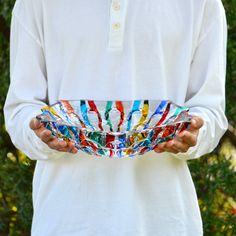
(4, 0), (228, 235)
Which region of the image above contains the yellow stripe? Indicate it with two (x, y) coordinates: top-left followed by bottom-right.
(134, 102), (149, 130)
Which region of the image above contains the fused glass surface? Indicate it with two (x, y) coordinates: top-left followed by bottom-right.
(36, 100), (192, 157)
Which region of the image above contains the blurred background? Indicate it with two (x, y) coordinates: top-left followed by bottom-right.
(0, 0), (235, 235)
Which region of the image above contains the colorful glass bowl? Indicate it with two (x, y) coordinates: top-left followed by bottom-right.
(36, 100), (192, 158)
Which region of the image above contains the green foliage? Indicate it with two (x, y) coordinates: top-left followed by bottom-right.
(0, 153), (35, 235)
(0, 0), (236, 235)
(223, 0), (236, 124)
(188, 140), (236, 236)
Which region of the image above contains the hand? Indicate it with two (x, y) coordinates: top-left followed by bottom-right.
(29, 118), (78, 154)
(154, 116), (204, 154)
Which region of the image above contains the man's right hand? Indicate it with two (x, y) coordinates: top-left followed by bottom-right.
(29, 118), (78, 154)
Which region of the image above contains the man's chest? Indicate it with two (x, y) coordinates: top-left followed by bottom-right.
(43, 0), (193, 52)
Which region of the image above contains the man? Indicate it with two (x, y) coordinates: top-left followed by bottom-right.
(4, 0), (228, 235)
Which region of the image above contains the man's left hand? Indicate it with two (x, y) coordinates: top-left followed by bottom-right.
(154, 116), (204, 154)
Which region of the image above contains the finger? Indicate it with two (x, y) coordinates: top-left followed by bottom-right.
(154, 142), (176, 153)
(29, 118), (44, 130)
(177, 130), (198, 147)
(154, 142), (166, 153)
(188, 116), (204, 132)
(164, 140), (182, 153)
(154, 147), (164, 153)
(163, 145), (179, 154)
(40, 129), (54, 143)
(29, 117), (50, 139)
(47, 139), (68, 150)
(54, 141), (75, 152)
(67, 142), (78, 153)
(57, 146), (77, 153)
(33, 125), (51, 139)
(157, 142), (166, 150)
(57, 147), (71, 152)
(168, 140), (189, 153)
(68, 147), (78, 154)
(47, 139), (78, 153)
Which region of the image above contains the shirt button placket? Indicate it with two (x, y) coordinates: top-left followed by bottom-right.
(112, 1), (121, 11)
(108, 0), (128, 51)
(112, 22), (121, 30)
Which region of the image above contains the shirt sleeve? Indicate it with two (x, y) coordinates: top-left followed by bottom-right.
(3, 1), (66, 161)
(168, 0), (228, 161)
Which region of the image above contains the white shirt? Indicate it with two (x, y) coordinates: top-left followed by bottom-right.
(4, 0), (228, 235)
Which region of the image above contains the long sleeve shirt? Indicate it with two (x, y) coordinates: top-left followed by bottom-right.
(4, 0), (228, 235)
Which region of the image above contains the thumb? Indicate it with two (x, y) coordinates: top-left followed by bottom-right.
(188, 116), (204, 131)
(29, 118), (43, 130)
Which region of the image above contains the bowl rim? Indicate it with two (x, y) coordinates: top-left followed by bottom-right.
(46, 99), (186, 107)
(36, 99), (192, 135)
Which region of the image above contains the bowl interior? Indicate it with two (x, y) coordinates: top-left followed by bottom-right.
(36, 99), (191, 134)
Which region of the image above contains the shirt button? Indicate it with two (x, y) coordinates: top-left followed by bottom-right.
(112, 22), (121, 30)
(112, 2), (121, 11)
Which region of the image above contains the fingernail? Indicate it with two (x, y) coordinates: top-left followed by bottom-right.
(155, 147), (164, 153)
(33, 119), (38, 127)
(69, 148), (77, 154)
(72, 149), (78, 153)
(45, 130), (51, 136)
(60, 141), (67, 147)
(192, 119), (196, 126)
